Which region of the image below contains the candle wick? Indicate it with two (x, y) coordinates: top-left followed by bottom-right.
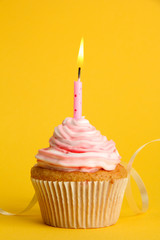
(78, 67), (81, 80)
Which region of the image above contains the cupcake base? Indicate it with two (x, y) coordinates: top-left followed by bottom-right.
(31, 178), (128, 228)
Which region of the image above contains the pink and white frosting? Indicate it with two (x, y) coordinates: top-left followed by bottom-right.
(36, 117), (121, 173)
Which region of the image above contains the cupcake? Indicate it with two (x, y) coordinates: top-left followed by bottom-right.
(31, 117), (128, 228)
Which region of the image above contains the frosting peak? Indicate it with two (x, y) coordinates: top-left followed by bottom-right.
(36, 117), (121, 172)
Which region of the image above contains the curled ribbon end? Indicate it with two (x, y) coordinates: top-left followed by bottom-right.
(125, 139), (160, 214)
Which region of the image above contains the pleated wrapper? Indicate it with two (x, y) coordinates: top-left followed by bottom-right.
(31, 178), (128, 228)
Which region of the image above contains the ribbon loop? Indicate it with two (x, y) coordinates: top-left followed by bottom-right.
(125, 168), (149, 214)
(125, 139), (160, 214)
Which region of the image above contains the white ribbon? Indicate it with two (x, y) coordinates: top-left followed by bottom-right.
(0, 139), (159, 216)
(0, 194), (37, 216)
(125, 139), (160, 214)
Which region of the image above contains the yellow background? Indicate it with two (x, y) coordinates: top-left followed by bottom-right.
(0, 0), (160, 239)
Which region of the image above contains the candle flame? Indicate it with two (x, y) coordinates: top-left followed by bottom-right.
(77, 38), (84, 67)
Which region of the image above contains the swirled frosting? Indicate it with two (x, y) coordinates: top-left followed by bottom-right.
(36, 117), (121, 172)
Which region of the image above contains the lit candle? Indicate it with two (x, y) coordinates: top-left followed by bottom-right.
(74, 38), (84, 119)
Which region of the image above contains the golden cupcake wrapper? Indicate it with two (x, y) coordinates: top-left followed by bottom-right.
(31, 178), (128, 228)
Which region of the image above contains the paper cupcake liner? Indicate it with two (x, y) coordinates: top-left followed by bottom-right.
(31, 178), (128, 228)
